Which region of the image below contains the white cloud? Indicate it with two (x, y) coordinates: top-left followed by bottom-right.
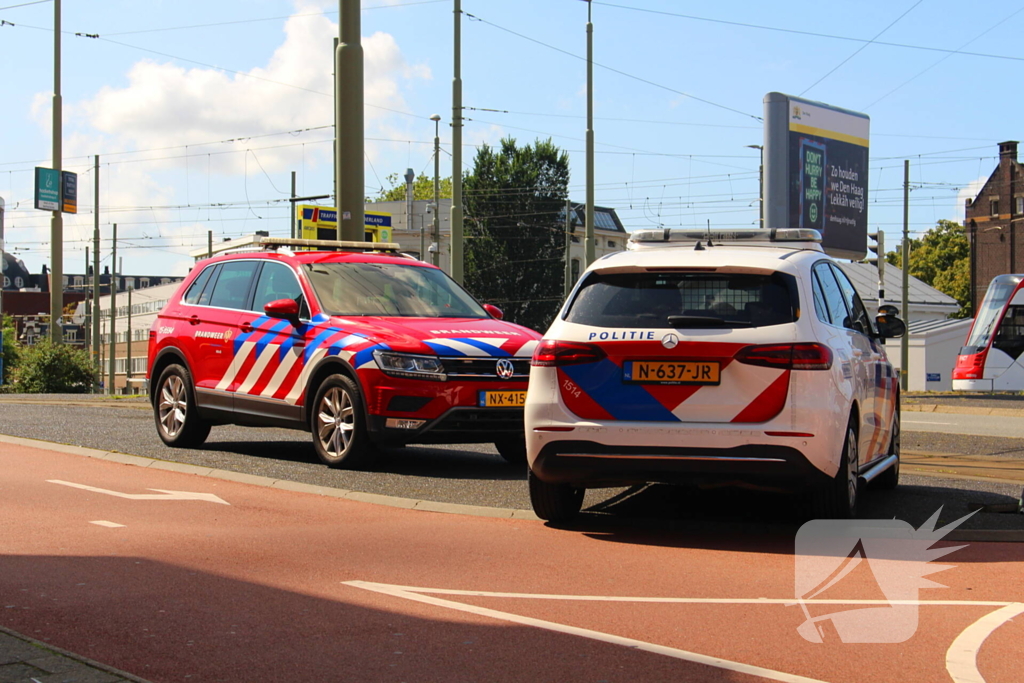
(65, 3), (430, 176)
(956, 175), (987, 220)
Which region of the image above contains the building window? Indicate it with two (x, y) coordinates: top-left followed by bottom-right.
(141, 278), (150, 288)
(607, 240), (616, 248)
(991, 200), (999, 216)
(3, 276), (8, 288)
(571, 258), (581, 283)
(74, 276), (84, 288)
(1017, 197), (1023, 215)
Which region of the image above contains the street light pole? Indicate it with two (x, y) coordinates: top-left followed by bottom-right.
(747, 145), (763, 229)
(450, 0), (464, 284)
(431, 114), (441, 268)
(584, 0), (596, 267)
(50, 0), (63, 343)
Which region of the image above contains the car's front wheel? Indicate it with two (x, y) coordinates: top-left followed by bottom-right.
(529, 470), (585, 523)
(154, 363), (211, 448)
(875, 404), (900, 490)
(311, 374), (376, 469)
(809, 418), (859, 519)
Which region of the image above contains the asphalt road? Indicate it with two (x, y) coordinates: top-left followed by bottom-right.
(3, 441), (1022, 683)
(0, 396), (1021, 532)
(903, 412), (1024, 439)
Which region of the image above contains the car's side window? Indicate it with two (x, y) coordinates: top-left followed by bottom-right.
(811, 271), (830, 324)
(208, 261), (259, 311)
(251, 261), (307, 318)
(182, 265), (215, 306)
(814, 262), (850, 329)
(832, 264), (873, 336)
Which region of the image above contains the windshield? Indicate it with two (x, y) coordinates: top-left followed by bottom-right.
(303, 261), (489, 318)
(965, 275), (1023, 350)
(565, 271), (798, 328)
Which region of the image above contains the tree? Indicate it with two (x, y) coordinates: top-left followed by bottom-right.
(11, 339), (95, 393)
(463, 137), (570, 332)
(886, 219), (972, 318)
(373, 173), (452, 202)
(0, 314), (19, 388)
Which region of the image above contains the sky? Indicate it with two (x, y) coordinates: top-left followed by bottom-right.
(1, 0), (1021, 278)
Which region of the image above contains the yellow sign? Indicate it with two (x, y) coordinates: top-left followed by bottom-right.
(296, 206), (392, 242)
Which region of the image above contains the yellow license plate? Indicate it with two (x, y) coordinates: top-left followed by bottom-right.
(479, 390), (527, 407)
(624, 361), (720, 385)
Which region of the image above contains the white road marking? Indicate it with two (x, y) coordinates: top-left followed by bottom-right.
(904, 420), (953, 425)
(946, 602), (1024, 683)
(345, 582), (829, 683)
(48, 480), (229, 505)
(89, 520), (125, 528)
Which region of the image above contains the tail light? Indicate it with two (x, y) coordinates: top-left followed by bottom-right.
(952, 350), (986, 380)
(531, 339), (607, 367)
(735, 343), (832, 370)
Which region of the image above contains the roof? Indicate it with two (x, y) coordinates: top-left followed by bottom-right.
(905, 317), (972, 334)
(569, 203), (626, 233)
(837, 262), (958, 308)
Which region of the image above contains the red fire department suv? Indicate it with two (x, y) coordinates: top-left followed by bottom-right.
(147, 237), (541, 468)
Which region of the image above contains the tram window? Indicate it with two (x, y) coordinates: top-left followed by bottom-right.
(994, 306), (1024, 360)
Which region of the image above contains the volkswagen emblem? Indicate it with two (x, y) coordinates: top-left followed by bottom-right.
(496, 358), (516, 379)
(661, 333), (679, 349)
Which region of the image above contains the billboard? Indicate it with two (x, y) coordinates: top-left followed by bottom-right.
(296, 205), (392, 242)
(763, 93), (870, 260)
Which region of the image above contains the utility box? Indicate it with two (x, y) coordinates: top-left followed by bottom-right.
(884, 318), (972, 392)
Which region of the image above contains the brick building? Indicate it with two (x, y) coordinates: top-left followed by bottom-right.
(965, 140), (1024, 310)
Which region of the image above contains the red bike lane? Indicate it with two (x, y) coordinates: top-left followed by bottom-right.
(0, 440), (1020, 682)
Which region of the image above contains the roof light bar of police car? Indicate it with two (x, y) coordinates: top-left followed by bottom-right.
(628, 228), (822, 249)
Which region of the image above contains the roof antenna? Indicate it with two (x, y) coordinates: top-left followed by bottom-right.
(705, 219), (714, 247)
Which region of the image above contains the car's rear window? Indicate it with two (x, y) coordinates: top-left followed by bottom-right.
(565, 271), (798, 328)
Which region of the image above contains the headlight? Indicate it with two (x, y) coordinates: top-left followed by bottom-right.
(373, 350), (446, 381)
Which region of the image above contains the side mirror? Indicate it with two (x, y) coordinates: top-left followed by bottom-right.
(265, 298), (300, 325)
(875, 310), (907, 339)
(483, 303), (504, 320)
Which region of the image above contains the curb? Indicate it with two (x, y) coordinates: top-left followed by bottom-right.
(0, 624), (152, 683)
(904, 403), (1024, 417)
(0, 434), (540, 522)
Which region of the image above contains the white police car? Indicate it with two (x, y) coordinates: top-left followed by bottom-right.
(525, 228), (905, 522)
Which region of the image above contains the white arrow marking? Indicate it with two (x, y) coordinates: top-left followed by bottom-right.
(48, 480), (229, 505)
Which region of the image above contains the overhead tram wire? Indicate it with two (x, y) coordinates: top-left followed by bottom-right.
(799, 0), (924, 96)
(462, 10), (761, 122)
(591, 2), (1024, 63)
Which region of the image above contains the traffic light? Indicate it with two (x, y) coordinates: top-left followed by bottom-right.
(866, 230), (885, 303)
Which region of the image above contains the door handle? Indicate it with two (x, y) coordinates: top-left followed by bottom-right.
(240, 321), (254, 334)
(188, 315), (200, 326)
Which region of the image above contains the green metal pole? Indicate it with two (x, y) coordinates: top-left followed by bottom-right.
(50, 0), (63, 343)
(901, 160), (909, 392)
(92, 155), (100, 389)
(336, 0), (364, 240)
(126, 285), (132, 393)
(565, 199), (573, 298)
(450, 0), (464, 284)
(108, 223), (116, 395)
(584, 1), (595, 267)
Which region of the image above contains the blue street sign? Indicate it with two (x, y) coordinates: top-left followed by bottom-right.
(62, 171), (78, 214)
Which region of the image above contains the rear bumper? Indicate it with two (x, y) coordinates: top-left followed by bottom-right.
(531, 439), (832, 490)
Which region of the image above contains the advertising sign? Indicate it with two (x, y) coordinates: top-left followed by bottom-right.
(34, 167), (61, 211)
(763, 93), (870, 260)
(61, 171), (78, 214)
(296, 205), (392, 242)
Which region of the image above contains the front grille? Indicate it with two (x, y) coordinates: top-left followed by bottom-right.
(441, 357), (530, 381)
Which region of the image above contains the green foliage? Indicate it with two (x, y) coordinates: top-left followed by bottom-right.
(885, 219), (971, 318)
(373, 173), (452, 202)
(463, 137), (570, 332)
(11, 339), (95, 393)
(1, 314), (19, 387)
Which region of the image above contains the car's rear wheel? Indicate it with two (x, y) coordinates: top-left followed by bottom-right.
(809, 418), (858, 519)
(875, 404), (900, 490)
(528, 470), (585, 523)
(311, 374), (376, 469)
(494, 437), (527, 465)
(154, 363), (211, 448)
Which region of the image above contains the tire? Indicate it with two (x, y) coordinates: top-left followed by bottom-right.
(528, 470), (585, 523)
(494, 437), (527, 465)
(809, 418), (859, 519)
(310, 374), (376, 469)
(153, 363), (211, 448)
(875, 403), (900, 491)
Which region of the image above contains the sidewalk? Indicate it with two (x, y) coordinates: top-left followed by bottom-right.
(0, 626), (148, 683)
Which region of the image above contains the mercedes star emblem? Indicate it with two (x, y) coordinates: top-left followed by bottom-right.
(661, 333), (679, 349)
